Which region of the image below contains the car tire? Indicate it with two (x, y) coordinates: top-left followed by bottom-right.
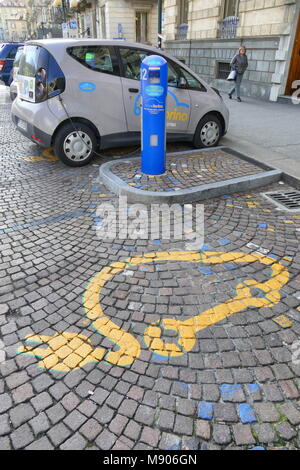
(53, 122), (97, 167)
(193, 114), (222, 149)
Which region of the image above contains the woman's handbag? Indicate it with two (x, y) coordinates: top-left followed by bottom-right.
(227, 70), (237, 81)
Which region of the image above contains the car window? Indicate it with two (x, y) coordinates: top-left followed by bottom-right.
(167, 61), (180, 87)
(119, 48), (151, 80)
(19, 45), (48, 78)
(7, 47), (18, 59)
(67, 46), (119, 76)
(119, 48), (181, 88)
(18, 45), (49, 102)
(47, 53), (65, 97)
(180, 67), (206, 91)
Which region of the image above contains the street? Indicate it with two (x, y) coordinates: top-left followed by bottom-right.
(1, 85), (300, 451)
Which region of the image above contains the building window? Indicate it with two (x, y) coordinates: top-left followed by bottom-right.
(135, 11), (148, 43)
(217, 61), (231, 80)
(223, 0), (239, 18)
(100, 5), (106, 39)
(178, 0), (188, 24)
(176, 0), (189, 40)
(218, 0), (239, 38)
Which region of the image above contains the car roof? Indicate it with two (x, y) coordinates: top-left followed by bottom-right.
(0, 42), (24, 58)
(26, 38), (160, 52)
(1, 42), (23, 46)
(24, 38), (211, 89)
(25, 38), (183, 70)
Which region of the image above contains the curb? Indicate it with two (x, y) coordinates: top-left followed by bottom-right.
(99, 147), (282, 204)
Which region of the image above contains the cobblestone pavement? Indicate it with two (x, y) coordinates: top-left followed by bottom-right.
(1, 99), (300, 451)
(110, 149), (264, 192)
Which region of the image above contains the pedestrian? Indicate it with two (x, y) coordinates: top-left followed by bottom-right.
(229, 45), (248, 102)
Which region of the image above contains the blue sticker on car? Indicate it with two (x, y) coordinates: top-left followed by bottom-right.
(78, 82), (96, 92)
(134, 90), (190, 117)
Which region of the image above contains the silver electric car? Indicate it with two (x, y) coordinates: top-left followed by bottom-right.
(12, 39), (229, 167)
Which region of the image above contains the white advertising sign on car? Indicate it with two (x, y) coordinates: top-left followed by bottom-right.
(17, 75), (35, 102)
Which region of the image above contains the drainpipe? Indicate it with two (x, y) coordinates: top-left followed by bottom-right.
(188, 38), (192, 67)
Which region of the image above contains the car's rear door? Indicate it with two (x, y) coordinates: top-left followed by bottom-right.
(48, 44), (126, 139)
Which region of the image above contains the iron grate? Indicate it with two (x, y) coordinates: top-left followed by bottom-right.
(264, 190), (300, 211)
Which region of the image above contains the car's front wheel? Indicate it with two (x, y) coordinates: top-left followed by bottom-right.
(54, 122), (97, 167)
(193, 114), (222, 149)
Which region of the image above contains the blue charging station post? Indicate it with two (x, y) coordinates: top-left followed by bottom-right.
(140, 55), (168, 175)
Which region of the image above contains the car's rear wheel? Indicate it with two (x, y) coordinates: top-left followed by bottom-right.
(193, 114), (222, 148)
(54, 122), (97, 167)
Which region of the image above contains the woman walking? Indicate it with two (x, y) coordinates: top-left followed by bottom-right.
(229, 46), (248, 102)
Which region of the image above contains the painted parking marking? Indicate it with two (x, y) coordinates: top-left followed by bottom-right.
(238, 404), (257, 424)
(198, 401), (214, 420)
(18, 250), (290, 372)
(273, 315), (293, 328)
(20, 147), (58, 162)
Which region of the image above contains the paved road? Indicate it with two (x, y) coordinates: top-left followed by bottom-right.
(1, 89), (300, 450)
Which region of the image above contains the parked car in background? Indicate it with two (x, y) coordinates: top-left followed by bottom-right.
(9, 46), (24, 101)
(0, 42), (23, 86)
(12, 39), (229, 167)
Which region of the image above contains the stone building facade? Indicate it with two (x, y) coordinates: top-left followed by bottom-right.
(0, 0), (27, 41)
(25, 0), (62, 39)
(63, 0), (158, 44)
(163, 0), (300, 101)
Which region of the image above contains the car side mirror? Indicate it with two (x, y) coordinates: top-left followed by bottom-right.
(178, 77), (187, 88)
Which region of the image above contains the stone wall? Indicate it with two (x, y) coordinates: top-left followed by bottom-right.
(165, 36), (280, 100)
(188, 0), (222, 40)
(238, 0), (296, 37)
(163, 0), (297, 41)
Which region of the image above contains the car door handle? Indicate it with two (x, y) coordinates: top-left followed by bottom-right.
(129, 88), (139, 93)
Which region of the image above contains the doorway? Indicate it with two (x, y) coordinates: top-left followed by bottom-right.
(286, 14), (300, 96)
